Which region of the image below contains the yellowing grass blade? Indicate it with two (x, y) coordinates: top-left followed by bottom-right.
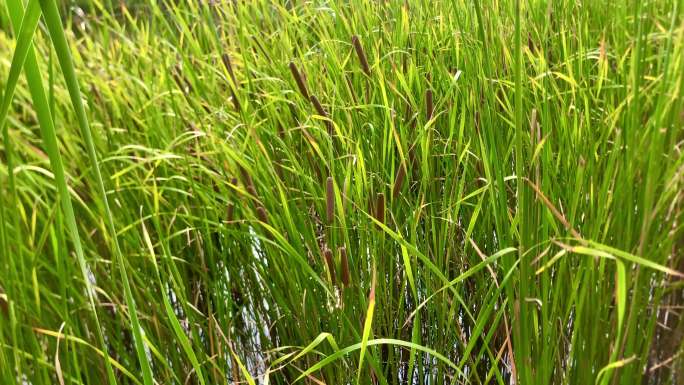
(357, 266), (376, 384)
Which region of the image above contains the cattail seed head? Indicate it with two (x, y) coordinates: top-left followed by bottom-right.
(392, 163), (406, 199)
(426, 89), (433, 121)
(324, 248), (336, 285)
(339, 246), (350, 287)
(311, 95), (327, 117)
(238, 166), (251, 186)
(375, 193), (385, 225)
(352, 35), (371, 76)
(256, 206), (268, 224)
(326, 176), (335, 224)
(239, 166), (257, 197)
(289, 61), (310, 100)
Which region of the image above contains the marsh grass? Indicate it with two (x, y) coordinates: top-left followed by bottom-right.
(0, 0), (683, 384)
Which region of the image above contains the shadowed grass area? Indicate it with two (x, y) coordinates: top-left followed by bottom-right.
(1, 0), (683, 384)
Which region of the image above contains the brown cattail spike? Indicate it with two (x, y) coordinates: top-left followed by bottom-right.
(392, 163), (406, 199)
(326, 177), (335, 224)
(238, 166), (251, 186)
(426, 89), (433, 121)
(375, 193), (385, 225)
(256, 206), (268, 224)
(324, 248), (336, 285)
(230, 177), (239, 191)
(352, 35), (371, 76)
(339, 246), (350, 287)
(239, 166), (257, 197)
(289, 61), (310, 100)
(311, 95), (327, 117)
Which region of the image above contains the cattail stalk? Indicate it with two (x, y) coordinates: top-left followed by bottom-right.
(310, 95), (333, 136)
(221, 53), (237, 85)
(326, 176), (335, 224)
(172, 64), (193, 94)
(339, 246), (350, 287)
(352, 35), (371, 76)
(324, 248), (336, 285)
(221, 53), (241, 111)
(346, 74), (358, 104)
(289, 61), (310, 100)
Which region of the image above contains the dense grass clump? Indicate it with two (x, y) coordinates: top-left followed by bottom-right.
(1, 0), (683, 384)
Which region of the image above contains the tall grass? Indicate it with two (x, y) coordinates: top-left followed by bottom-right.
(1, 0), (683, 384)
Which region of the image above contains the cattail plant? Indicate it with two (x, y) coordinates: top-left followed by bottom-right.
(289, 61), (310, 100)
(375, 192), (385, 225)
(339, 246), (350, 287)
(352, 35), (371, 76)
(239, 166), (257, 198)
(256, 206), (268, 224)
(426, 89), (433, 121)
(5, 2), (683, 385)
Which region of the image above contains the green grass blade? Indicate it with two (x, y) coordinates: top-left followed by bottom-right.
(296, 338), (464, 383)
(357, 267), (376, 384)
(37, 1), (154, 384)
(3, 0), (119, 383)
